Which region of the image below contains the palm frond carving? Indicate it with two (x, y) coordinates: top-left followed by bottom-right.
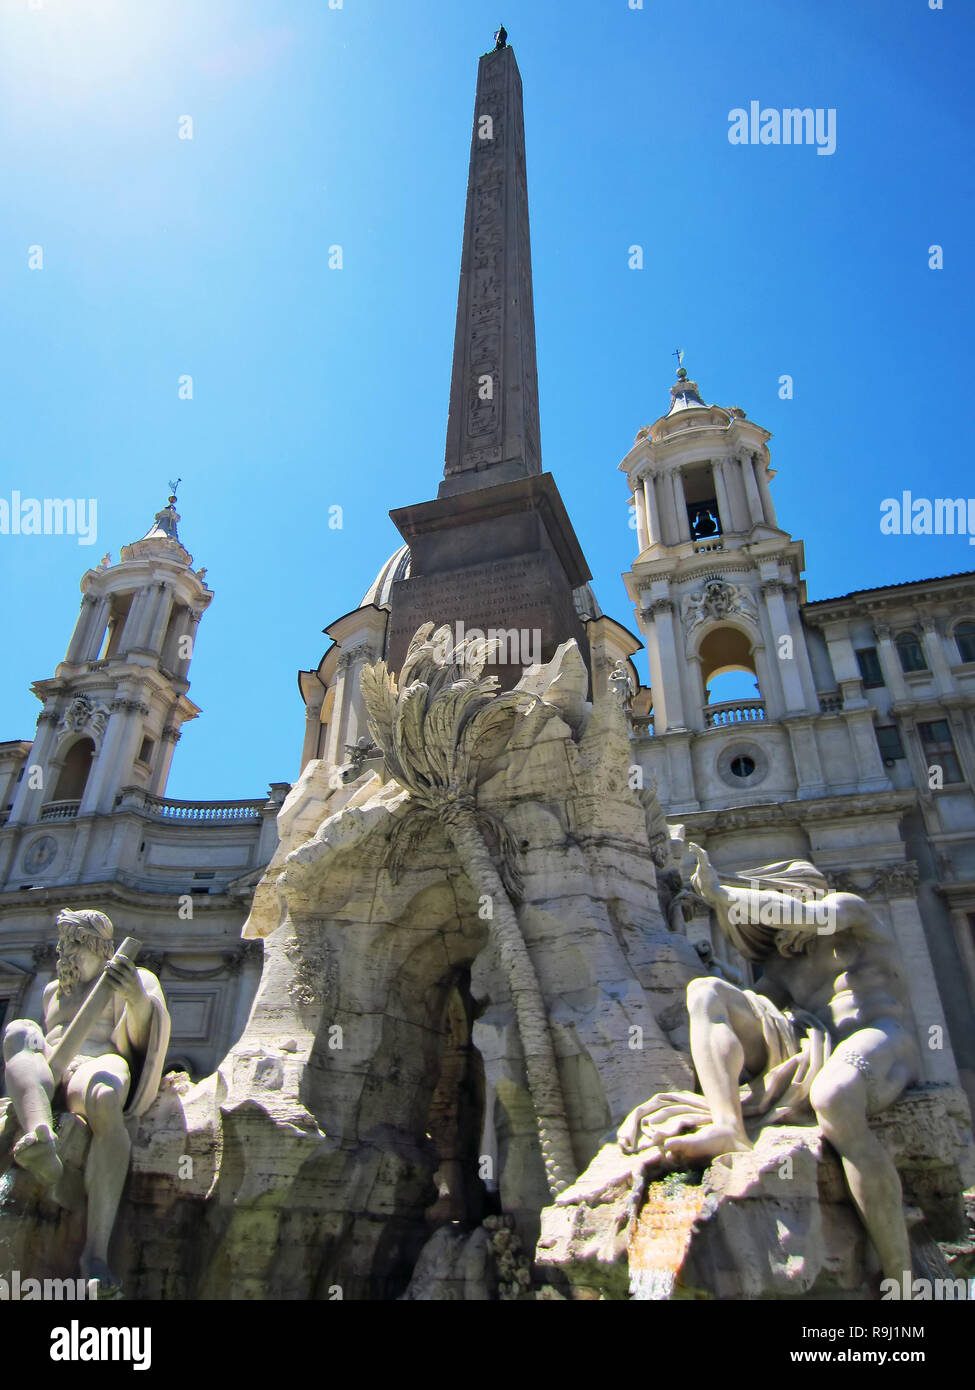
(359, 622), (576, 1195)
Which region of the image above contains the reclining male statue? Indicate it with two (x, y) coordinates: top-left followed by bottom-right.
(618, 843), (920, 1283)
(1, 908), (170, 1289)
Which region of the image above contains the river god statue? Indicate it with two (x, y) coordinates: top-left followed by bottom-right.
(618, 843), (920, 1283)
(1, 909), (170, 1289)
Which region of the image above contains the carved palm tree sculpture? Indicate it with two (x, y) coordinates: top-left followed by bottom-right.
(359, 623), (576, 1196)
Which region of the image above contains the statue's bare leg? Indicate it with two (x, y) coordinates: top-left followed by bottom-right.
(66, 1056), (131, 1287)
(2, 1019), (63, 1187)
(663, 978), (769, 1164)
(810, 1025), (917, 1283)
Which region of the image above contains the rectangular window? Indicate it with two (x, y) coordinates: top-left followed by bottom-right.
(855, 647), (884, 688)
(138, 737), (155, 766)
(897, 635), (927, 673)
(919, 720), (964, 784)
(876, 726), (904, 762)
(955, 623), (975, 664)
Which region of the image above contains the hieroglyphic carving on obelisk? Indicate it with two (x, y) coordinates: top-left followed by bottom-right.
(440, 43), (542, 498)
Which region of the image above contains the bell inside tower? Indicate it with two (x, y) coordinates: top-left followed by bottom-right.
(683, 464), (722, 540)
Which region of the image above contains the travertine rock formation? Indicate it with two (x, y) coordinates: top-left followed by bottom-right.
(1, 635), (702, 1298)
(538, 1085), (975, 1299)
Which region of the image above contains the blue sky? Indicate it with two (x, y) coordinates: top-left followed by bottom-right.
(1, 0), (972, 799)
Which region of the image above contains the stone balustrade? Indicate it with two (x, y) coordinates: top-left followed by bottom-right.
(117, 787), (264, 823)
(703, 698), (766, 728)
(818, 692), (843, 714)
(39, 800), (81, 822)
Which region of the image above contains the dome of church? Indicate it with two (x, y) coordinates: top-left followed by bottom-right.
(359, 545), (411, 607)
(360, 544), (602, 621)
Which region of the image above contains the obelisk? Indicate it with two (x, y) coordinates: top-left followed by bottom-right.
(386, 35), (592, 686)
(440, 33), (541, 496)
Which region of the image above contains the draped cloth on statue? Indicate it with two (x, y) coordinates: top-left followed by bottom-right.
(631, 991), (832, 1152)
(110, 970), (171, 1119)
(715, 859), (831, 962)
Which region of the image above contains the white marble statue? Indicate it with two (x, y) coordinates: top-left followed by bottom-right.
(1, 909), (170, 1289)
(618, 843), (920, 1282)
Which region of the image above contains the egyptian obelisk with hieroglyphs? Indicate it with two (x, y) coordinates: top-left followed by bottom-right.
(385, 33), (592, 687)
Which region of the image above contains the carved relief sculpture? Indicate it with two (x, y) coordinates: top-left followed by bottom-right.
(681, 579), (759, 635)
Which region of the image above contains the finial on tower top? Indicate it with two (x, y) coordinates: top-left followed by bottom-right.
(494, 24), (507, 50)
(673, 348), (687, 381)
(168, 477), (182, 505)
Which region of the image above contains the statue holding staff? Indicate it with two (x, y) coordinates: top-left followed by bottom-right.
(1, 908), (170, 1289)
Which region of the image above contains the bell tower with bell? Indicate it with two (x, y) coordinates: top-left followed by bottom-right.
(619, 360), (888, 812)
(4, 486), (212, 830)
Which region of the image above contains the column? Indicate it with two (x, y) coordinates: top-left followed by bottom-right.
(81, 695), (149, 815)
(755, 459), (778, 527)
(920, 618), (955, 697)
(886, 886), (959, 1085)
(7, 711), (60, 825)
(723, 458), (747, 532)
(632, 481), (649, 553)
(752, 643), (778, 719)
(130, 585), (163, 651)
(784, 586), (820, 709)
(174, 609), (203, 681)
(150, 724), (181, 796)
(687, 654), (707, 730)
(643, 473), (661, 547)
(742, 454), (764, 526)
(660, 468), (680, 545)
(324, 660), (350, 765)
(712, 461), (732, 536)
(671, 472), (691, 542)
(65, 596), (95, 664)
(82, 595), (111, 661)
(762, 581), (806, 712)
(643, 600), (686, 730)
(345, 644), (378, 748)
(874, 624), (911, 704)
(119, 587), (151, 653)
(300, 700), (324, 773)
(145, 585), (174, 656)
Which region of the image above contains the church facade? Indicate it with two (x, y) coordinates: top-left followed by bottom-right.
(2, 36), (974, 1127)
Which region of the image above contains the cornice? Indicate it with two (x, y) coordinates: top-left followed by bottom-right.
(669, 788), (917, 834)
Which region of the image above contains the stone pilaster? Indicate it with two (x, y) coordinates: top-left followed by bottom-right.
(762, 580), (806, 712)
(874, 623), (911, 704)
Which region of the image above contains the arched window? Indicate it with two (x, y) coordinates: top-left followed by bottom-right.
(699, 626), (765, 724)
(895, 632), (927, 674)
(954, 621), (975, 664)
(51, 738), (95, 802)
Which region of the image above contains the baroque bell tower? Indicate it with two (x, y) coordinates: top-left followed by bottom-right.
(5, 491), (212, 830)
(621, 366), (887, 812)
